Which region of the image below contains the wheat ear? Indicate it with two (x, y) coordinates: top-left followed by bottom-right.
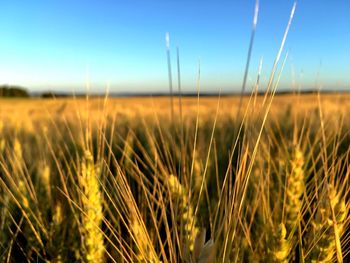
(168, 174), (199, 253)
(268, 223), (291, 263)
(285, 146), (305, 233)
(306, 184), (347, 263)
(80, 150), (104, 262)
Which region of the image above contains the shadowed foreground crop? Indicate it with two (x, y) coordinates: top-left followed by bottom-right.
(0, 94), (349, 262)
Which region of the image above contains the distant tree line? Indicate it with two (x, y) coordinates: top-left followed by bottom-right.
(0, 85), (29, 97)
(41, 92), (70, 98)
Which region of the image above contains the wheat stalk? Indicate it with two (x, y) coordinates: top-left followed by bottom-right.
(284, 146), (305, 233)
(80, 150), (104, 262)
(306, 184), (347, 263)
(125, 183), (160, 262)
(268, 223), (291, 263)
(0, 121), (5, 154)
(167, 174), (199, 253)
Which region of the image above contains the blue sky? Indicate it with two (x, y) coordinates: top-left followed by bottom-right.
(0, 0), (349, 93)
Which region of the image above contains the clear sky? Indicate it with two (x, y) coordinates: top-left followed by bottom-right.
(0, 0), (349, 93)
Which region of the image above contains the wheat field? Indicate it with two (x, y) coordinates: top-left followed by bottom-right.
(0, 93), (349, 262)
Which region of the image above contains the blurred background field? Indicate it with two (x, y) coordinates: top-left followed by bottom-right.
(1, 93), (350, 124)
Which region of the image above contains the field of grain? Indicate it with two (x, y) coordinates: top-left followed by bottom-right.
(0, 93), (349, 262)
